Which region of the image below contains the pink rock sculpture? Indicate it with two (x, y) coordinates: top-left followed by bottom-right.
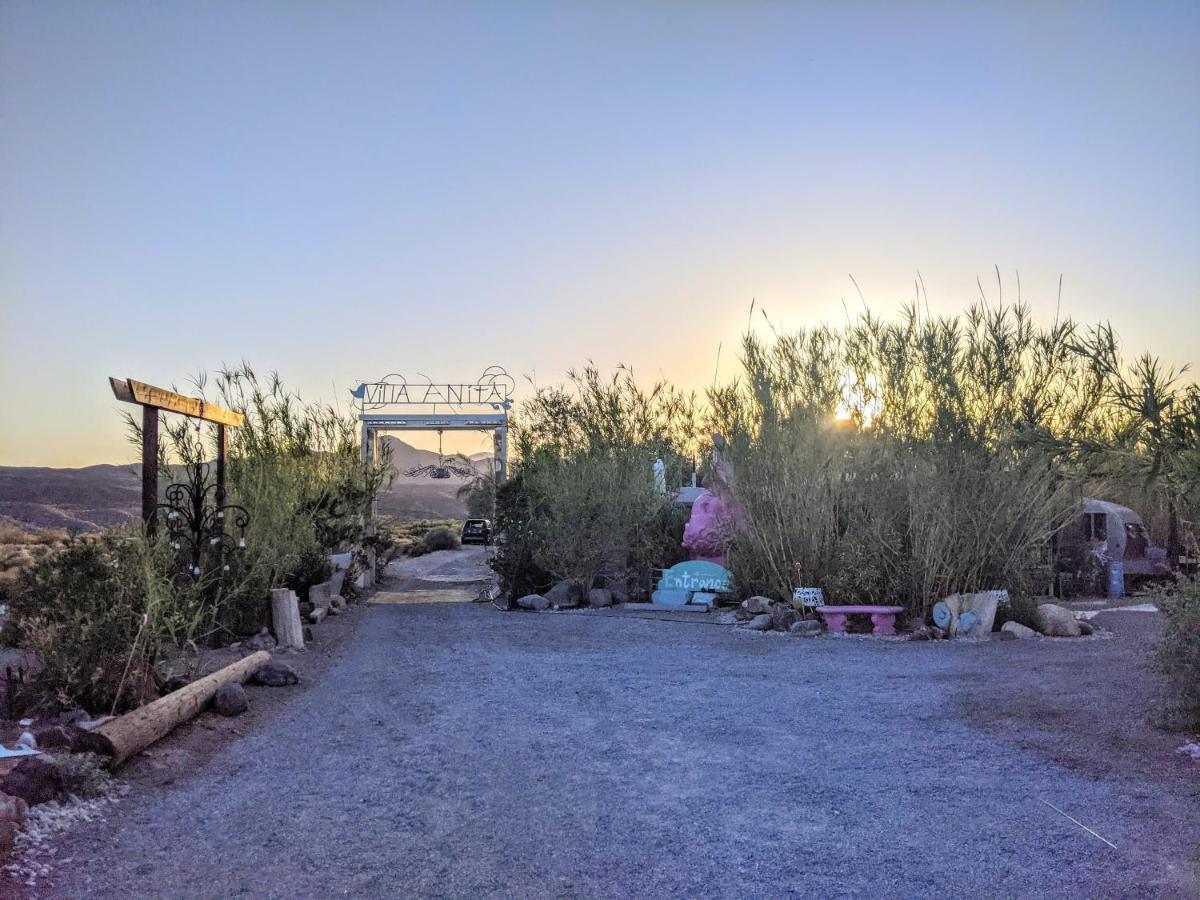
(682, 490), (734, 566)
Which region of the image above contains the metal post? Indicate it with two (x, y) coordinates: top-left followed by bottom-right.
(216, 423), (227, 509)
(142, 405), (159, 536)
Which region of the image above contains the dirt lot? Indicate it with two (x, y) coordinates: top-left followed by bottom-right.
(16, 561), (1196, 899)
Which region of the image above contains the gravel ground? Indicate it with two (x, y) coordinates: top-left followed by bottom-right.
(39, 597), (1200, 898)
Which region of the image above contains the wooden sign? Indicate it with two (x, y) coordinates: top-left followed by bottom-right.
(109, 377), (244, 427)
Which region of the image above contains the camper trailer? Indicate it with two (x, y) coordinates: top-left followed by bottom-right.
(1075, 498), (1172, 593)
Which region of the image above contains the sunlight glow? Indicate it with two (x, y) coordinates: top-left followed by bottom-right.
(834, 371), (882, 425)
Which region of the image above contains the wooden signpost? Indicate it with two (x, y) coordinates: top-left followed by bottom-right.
(109, 377), (245, 534)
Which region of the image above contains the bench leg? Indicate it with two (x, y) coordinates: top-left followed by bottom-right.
(823, 613), (847, 633)
(871, 613), (896, 636)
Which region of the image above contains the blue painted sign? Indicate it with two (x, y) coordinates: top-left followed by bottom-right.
(654, 560), (733, 606)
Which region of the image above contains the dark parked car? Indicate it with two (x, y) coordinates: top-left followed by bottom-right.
(461, 519), (492, 545)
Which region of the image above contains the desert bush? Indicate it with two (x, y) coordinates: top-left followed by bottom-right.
(283, 547), (333, 601)
(1, 528), (190, 713)
(1154, 577), (1200, 728)
(420, 526), (460, 554)
(124, 364), (392, 635)
(496, 366), (697, 592)
(0, 522), (72, 589)
(375, 519), (461, 558)
(457, 475), (496, 520)
(710, 302), (1093, 614)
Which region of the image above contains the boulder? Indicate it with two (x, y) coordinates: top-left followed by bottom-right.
(909, 625), (934, 641)
(252, 660), (299, 687)
(990, 630), (1017, 641)
(715, 612), (738, 625)
(609, 584), (630, 605)
(745, 614), (772, 631)
(213, 683), (249, 717)
(770, 606), (801, 632)
(789, 619), (823, 636)
(546, 580), (584, 609)
(516, 593), (550, 611)
(742, 596), (773, 615)
(243, 628), (277, 652)
(587, 588), (613, 609)
(1001, 621), (1039, 639)
(32, 724), (72, 749)
(1036, 603), (1082, 637)
(1, 758), (63, 806)
(1077, 619), (1095, 636)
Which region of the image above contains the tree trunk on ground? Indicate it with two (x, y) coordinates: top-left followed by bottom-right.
(271, 588), (305, 650)
(77, 651), (270, 767)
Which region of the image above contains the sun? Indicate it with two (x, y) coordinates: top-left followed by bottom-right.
(834, 370), (882, 425)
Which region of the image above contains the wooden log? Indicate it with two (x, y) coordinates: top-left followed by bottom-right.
(271, 588), (305, 650)
(77, 651), (270, 767)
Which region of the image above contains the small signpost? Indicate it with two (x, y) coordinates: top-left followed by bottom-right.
(109, 377), (245, 535)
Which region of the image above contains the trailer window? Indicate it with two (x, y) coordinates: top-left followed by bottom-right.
(1083, 512), (1107, 542)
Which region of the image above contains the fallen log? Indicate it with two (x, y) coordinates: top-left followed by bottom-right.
(76, 651), (270, 767)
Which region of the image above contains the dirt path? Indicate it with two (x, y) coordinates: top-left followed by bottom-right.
(36, 595), (1199, 898)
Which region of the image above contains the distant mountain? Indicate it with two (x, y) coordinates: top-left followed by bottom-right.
(0, 464), (142, 531)
(0, 438), (491, 530)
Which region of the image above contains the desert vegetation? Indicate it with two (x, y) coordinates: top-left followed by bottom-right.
(493, 366), (697, 598)
(0, 366), (391, 713)
(494, 302), (1197, 722)
(0, 523), (71, 589)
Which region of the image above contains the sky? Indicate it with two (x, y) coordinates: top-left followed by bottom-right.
(1, 1), (1198, 467)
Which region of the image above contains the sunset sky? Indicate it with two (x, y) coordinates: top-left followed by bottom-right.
(2, 2), (1198, 467)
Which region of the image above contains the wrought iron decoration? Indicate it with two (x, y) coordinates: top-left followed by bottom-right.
(158, 460), (250, 577)
(402, 429), (479, 479)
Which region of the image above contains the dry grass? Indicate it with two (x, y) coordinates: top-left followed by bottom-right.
(0, 521), (72, 588)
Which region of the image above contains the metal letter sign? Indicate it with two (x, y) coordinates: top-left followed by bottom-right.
(352, 366), (515, 411)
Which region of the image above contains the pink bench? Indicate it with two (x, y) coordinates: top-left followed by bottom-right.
(815, 605), (904, 635)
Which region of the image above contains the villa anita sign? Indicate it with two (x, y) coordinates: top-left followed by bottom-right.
(352, 366), (515, 410)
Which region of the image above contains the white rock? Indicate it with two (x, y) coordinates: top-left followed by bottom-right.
(1001, 621), (1039, 639)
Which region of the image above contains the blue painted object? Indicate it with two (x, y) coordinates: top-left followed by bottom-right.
(655, 560), (733, 605)
(1106, 560), (1125, 599)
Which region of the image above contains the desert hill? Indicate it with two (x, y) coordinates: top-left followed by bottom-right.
(0, 438), (492, 530)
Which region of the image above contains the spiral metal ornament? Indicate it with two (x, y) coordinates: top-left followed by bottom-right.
(156, 460), (250, 579)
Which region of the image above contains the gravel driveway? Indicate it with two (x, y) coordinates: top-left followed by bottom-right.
(44, 599), (1200, 898)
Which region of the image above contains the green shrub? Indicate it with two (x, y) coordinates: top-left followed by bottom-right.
(457, 475), (496, 520)
(710, 303), (1090, 613)
(1, 528), (185, 713)
(422, 527), (460, 553)
(284, 548), (333, 601)
(497, 366), (697, 593)
(1155, 577), (1200, 729)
